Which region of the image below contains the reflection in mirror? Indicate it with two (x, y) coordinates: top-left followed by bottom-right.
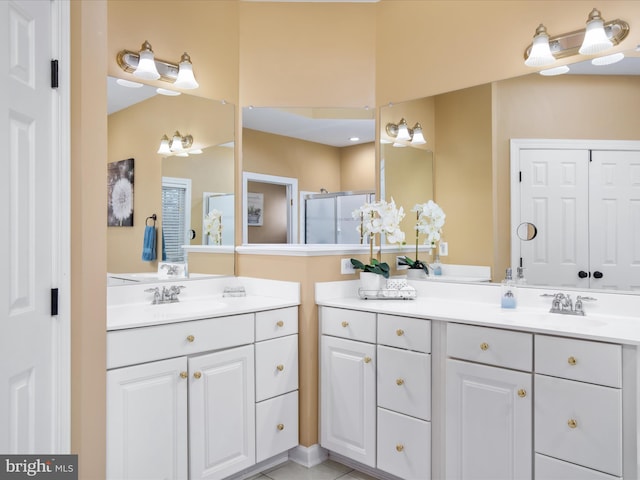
(242, 107), (375, 244)
(107, 76), (235, 279)
(517, 222), (538, 241)
(380, 47), (640, 292)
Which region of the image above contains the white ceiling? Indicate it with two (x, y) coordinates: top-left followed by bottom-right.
(108, 50), (640, 145)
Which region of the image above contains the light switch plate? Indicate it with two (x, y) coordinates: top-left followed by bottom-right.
(439, 242), (449, 256)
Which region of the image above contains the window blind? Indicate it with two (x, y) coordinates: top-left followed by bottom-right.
(162, 185), (187, 262)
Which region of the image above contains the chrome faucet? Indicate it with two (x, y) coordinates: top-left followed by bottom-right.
(145, 285), (186, 304)
(541, 292), (596, 316)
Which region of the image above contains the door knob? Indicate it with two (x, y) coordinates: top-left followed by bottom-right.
(578, 270), (588, 279)
(593, 271), (603, 279)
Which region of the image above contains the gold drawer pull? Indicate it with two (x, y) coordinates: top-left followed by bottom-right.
(277, 364), (285, 372)
(480, 342), (489, 351)
(180, 371), (188, 379)
(276, 320), (284, 327)
(517, 389), (527, 398)
(396, 444), (404, 452)
(396, 329), (405, 336)
(568, 419), (577, 429)
(341, 321), (349, 328)
(363, 356), (372, 364)
(568, 356), (577, 366)
(186, 335), (195, 342)
(193, 371), (202, 379)
(396, 378), (405, 386)
(277, 423), (285, 431)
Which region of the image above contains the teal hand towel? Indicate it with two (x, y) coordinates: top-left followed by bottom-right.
(142, 225), (157, 261)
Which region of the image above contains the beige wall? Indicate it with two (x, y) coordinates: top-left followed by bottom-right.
(72, 2), (640, 476)
(340, 142), (376, 192)
(247, 182), (288, 243)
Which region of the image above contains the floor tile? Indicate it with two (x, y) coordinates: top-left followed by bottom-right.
(337, 470), (378, 480)
(263, 460), (353, 480)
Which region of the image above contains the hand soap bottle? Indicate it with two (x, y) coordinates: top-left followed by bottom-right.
(501, 268), (517, 309)
(432, 253), (442, 276)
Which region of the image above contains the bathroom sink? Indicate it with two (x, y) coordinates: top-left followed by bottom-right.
(145, 298), (227, 318)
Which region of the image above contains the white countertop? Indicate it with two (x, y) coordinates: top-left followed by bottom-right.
(316, 280), (640, 345)
(108, 276), (300, 331)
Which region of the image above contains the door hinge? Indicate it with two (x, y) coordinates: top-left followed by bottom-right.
(519, 257), (523, 268)
(51, 288), (59, 316)
(589, 150), (593, 162)
(519, 171), (522, 182)
(51, 59), (59, 89)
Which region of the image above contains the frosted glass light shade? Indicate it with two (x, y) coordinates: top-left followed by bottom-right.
(170, 132), (184, 151)
(525, 25), (555, 67)
(411, 124), (426, 145)
(157, 135), (171, 155)
(133, 41), (160, 80)
(396, 119), (411, 141)
(579, 10), (613, 55)
(174, 53), (199, 89)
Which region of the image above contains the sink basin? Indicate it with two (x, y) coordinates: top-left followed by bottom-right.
(144, 299), (227, 318)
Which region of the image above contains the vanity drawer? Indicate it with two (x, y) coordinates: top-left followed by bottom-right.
(447, 323), (533, 371)
(255, 307), (298, 341)
(256, 390), (299, 463)
(377, 346), (431, 421)
(377, 407), (431, 480)
(535, 374), (622, 476)
(321, 307), (376, 343)
(535, 335), (621, 388)
(107, 313), (255, 369)
(377, 314), (430, 353)
(535, 453), (620, 480)
(255, 335), (299, 402)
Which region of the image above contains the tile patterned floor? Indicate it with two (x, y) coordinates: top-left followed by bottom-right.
(249, 460), (377, 480)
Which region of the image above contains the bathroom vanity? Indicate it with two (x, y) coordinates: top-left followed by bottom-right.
(106, 277), (300, 480)
(316, 280), (640, 480)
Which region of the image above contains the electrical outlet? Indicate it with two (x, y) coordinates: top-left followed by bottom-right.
(396, 256), (408, 270)
(439, 242), (449, 256)
(341, 258), (356, 274)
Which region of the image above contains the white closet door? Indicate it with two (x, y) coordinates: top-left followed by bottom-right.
(519, 149), (590, 288)
(589, 150), (640, 291)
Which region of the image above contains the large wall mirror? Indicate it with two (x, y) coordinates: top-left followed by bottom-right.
(107, 76), (235, 280)
(382, 50), (640, 293)
(241, 107), (377, 245)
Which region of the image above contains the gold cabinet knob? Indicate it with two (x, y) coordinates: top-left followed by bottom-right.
(396, 444), (404, 452)
(396, 329), (405, 336)
(396, 378), (405, 386)
(568, 356), (577, 366)
(180, 371), (188, 379)
(186, 335), (195, 343)
(517, 389), (527, 398)
(193, 371), (202, 379)
(276, 320), (284, 327)
(363, 356), (372, 364)
(341, 321), (349, 328)
(277, 423), (285, 431)
(567, 419), (577, 429)
(480, 342), (489, 351)
(276, 364), (285, 372)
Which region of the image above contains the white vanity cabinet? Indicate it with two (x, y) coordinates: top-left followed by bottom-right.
(319, 307), (432, 478)
(534, 335), (623, 478)
(107, 307), (299, 480)
(446, 323), (533, 480)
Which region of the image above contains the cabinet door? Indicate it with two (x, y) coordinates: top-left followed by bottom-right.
(320, 335), (376, 467)
(189, 345), (256, 480)
(107, 357), (188, 480)
(446, 359), (532, 480)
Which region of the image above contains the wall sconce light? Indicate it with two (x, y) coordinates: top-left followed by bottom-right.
(117, 41), (199, 89)
(157, 131), (200, 157)
(524, 8), (629, 68)
(385, 118), (427, 147)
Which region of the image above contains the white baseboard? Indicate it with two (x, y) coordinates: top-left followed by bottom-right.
(288, 444), (329, 468)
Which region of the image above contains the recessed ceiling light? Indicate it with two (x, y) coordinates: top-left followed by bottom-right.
(539, 65), (570, 76)
(157, 88), (181, 96)
(349, 137), (360, 142)
(592, 52), (625, 66)
(116, 78), (143, 88)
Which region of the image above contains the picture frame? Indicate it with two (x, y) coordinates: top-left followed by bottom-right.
(107, 158), (134, 226)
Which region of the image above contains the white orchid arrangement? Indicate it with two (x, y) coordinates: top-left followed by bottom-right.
(351, 198), (405, 278)
(399, 200), (446, 273)
(204, 209), (223, 245)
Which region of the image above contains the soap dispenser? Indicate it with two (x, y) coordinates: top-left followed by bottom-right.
(501, 268), (517, 309)
(432, 253), (442, 276)
(516, 266), (527, 285)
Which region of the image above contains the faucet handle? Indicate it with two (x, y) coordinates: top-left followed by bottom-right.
(144, 287), (159, 293)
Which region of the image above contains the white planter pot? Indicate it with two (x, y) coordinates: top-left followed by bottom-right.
(360, 271), (384, 291)
(406, 268), (428, 280)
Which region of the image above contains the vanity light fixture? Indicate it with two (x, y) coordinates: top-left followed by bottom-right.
(157, 131), (195, 156)
(117, 41), (199, 89)
(386, 118), (427, 147)
(524, 8), (629, 68)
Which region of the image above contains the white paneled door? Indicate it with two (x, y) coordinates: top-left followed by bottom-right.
(0, 0), (69, 453)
